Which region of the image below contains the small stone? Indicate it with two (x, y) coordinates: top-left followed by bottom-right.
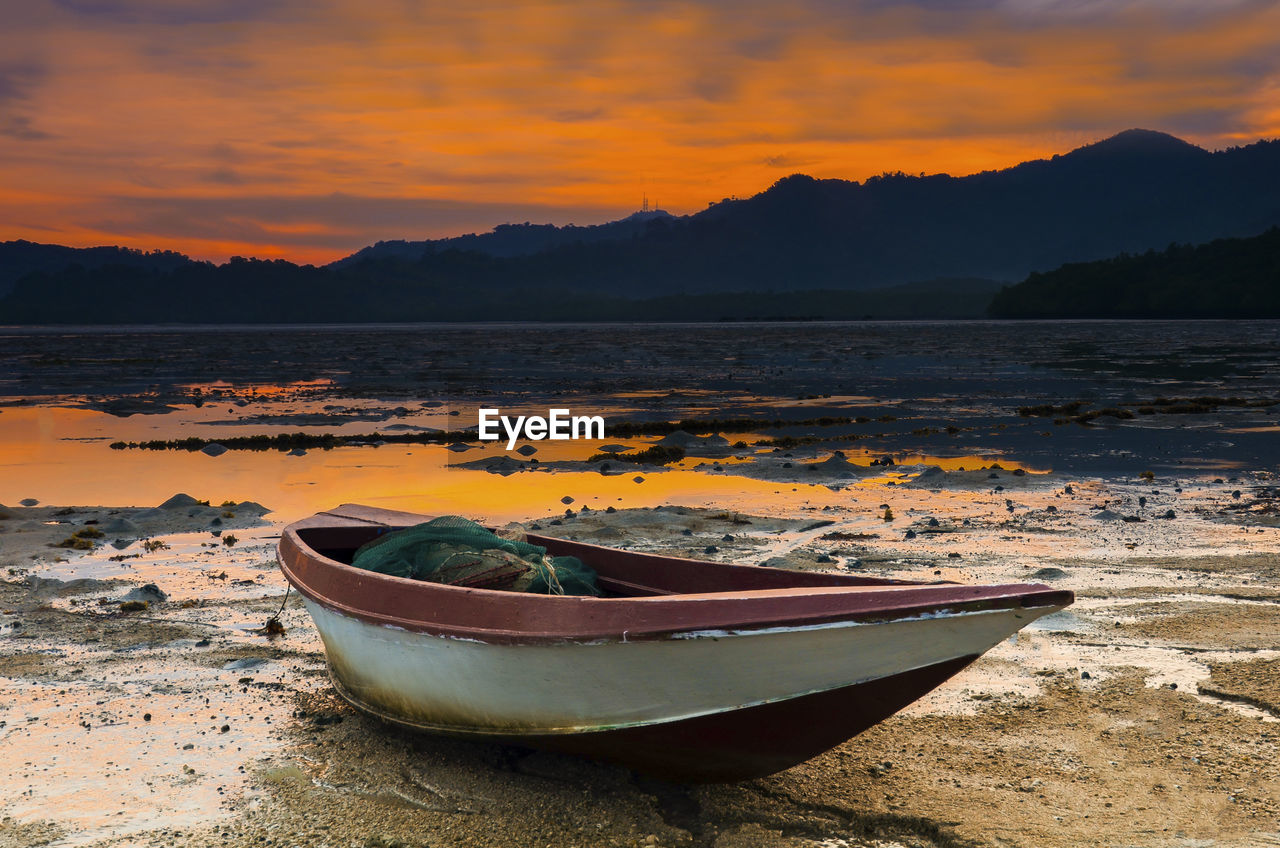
(904, 529), (917, 539)
(143, 713), (152, 721)
(605, 506), (617, 514)
(927, 518), (940, 527)
(123, 583), (167, 604)
(1081, 671), (1091, 680)
(704, 546), (718, 554)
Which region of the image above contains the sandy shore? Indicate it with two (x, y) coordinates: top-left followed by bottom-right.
(2, 475), (1279, 848)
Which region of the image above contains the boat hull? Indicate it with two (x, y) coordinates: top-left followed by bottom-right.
(279, 505), (1073, 780)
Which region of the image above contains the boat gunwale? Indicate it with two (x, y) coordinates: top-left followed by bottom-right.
(277, 505), (1074, 645)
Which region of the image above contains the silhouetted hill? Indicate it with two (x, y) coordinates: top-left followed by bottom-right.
(0, 257), (1002, 323)
(327, 129), (1280, 297)
(332, 209), (677, 266)
(988, 227), (1280, 318)
(0, 240), (193, 296)
(3, 129), (1279, 322)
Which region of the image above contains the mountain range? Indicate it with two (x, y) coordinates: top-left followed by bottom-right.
(1, 129), (1278, 321)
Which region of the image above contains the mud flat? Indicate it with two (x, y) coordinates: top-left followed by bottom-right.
(2, 477), (1280, 848)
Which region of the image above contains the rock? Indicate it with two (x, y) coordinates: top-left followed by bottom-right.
(1092, 509), (1123, 522)
(101, 517), (141, 535)
(1031, 567), (1069, 580)
(19, 498), (39, 506)
(222, 658), (267, 671)
(159, 493), (202, 510)
(200, 443), (229, 457)
(655, 430), (730, 449)
(704, 545), (719, 554)
(1161, 509), (1176, 519)
(235, 501), (270, 515)
(122, 584), (167, 604)
(928, 517), (940, 527)
(26, 576), (110, 597)
(560, 495), (574, 505)
(904, 529), (917, 539)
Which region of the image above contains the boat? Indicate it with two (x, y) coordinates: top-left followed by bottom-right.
(277, 504), (1073, 781)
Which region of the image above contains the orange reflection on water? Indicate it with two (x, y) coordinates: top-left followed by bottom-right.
(0, 406), (854, 524)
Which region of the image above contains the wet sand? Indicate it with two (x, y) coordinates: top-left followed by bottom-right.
(3, 470), (1279, 847)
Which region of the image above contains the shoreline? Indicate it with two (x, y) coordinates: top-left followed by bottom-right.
(2, 473), (1279, 847)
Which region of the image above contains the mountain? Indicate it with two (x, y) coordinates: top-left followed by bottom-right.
(988, 227), (1280, 318)
(331, 208), (676, 267)
(3, 129), (1280, 322)
(332, 129), (1280, 296)
(0, 240), (193, 296)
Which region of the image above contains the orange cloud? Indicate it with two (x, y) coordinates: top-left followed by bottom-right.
(0, 0), (1277, 263)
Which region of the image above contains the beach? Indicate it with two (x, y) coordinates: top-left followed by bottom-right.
(2, 321), (1279, 846)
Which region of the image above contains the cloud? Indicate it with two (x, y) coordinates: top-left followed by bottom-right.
(1, 0), (1276, 263)
(49, 0), (295, 25)
(0, 62), (43, 104)
(0, 116), (53, 140)
(86, 192), (626, 253)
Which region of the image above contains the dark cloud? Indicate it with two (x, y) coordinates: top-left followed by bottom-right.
(763, 153), (814, 168)
(50, 0), (294, 25)
(91, 192), (625, 253)
(204, 167), (243, 185)
(0, 115), (54, 140)
(0, 62), (44, 105)
(551, 107), (608, 123)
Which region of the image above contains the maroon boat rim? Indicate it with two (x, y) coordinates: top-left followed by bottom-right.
(277, 504), (1075, 646)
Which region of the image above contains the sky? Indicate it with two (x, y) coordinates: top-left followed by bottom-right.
(1, 0), (1278, 264)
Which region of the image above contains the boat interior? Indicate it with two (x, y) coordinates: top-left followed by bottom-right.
(295, 523), (931, 599)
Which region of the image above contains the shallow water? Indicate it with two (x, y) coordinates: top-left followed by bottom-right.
(3, 320), (1280, 522)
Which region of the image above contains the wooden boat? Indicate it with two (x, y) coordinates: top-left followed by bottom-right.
(278, 504), (1073, 781)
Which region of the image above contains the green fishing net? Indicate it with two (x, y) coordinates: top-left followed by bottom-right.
(350, 515), (600, 596)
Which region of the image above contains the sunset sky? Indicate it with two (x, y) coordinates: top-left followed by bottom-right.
(2, 0), (1278, 264)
